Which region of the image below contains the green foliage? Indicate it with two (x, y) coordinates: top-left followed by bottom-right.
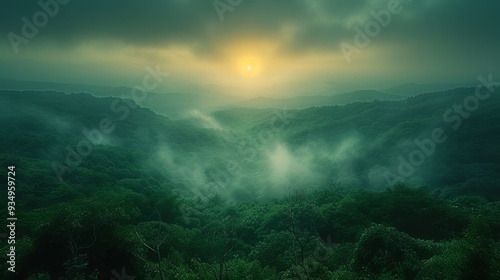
(250, 230), (296, 271)
(27, 273), (51, 280)
(1, 90), (499, 279)
(351, 224), (435, 278)
(322, 186), (467, 242)
(61, 255), (98, 280)
(417, 220), (500, 280)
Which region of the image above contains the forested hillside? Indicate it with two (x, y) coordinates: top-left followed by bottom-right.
(1, 88), (499, 279)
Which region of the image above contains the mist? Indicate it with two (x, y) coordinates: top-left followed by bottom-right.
(150, 110), (371, 202)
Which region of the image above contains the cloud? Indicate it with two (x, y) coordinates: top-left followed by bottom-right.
(186, 109), (223, 130)
(1, 0), (499, 90)
(2, 0), (499, 56)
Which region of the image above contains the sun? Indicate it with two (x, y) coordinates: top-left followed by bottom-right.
(232, 51), (263, 77)
(240, 59), (260, 77)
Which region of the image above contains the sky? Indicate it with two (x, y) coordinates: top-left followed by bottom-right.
(1, 0), (499, 97)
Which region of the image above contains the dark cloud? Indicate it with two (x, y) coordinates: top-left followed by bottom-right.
(1, 0), (499, 89)
(2, 0), (500, 56)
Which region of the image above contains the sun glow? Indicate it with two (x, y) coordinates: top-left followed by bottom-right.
(221, 41), (272, 78)
(239, 56), (261, 77)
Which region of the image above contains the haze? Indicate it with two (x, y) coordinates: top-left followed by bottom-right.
(1, 0), (500, 97)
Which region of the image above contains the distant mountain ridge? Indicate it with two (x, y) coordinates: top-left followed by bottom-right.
(232, 90), (405, 109)
(0, 78), (120, 97)
(1, 87), (499, 199)
(384, 83), (475, 96)
(0, 78), (488, 116)
(0, 78), (243, 118)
